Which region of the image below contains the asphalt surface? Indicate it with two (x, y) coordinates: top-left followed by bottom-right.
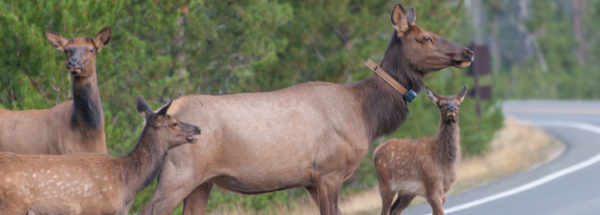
(400, 100), (600, 215)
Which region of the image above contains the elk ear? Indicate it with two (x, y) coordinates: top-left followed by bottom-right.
(136, 96), (153, 119)
(457, 85), (467, 103)
(93, 27), (111, 50)
(391, 4), (410, 37)
(45, 30), (69, 51)
(156, 100), (172, 118)
(426, 86), (440, 104)
(407, 7), (416, 25)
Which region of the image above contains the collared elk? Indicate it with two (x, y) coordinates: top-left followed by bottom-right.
(374, 86), (467, 215)
(0, 27), (111, 154)
(0, 96), (201, 215)
(140, 3), (474, 215)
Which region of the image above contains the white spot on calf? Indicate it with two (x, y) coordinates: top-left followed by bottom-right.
(57, 181), (64, 186)
(47, 170), (51, 174)
(53, 175), (57, 179)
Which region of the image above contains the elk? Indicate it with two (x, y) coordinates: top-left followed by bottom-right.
(140, 3), (474, 215)
(0, 96), (201, 215)
(374, 86), (467, 215)
(0, 27), (111, 154)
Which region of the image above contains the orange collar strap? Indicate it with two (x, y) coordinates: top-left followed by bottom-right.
(365, 59), (417, 102)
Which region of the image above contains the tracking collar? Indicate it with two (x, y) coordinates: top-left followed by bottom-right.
(365, 59), (417, 102)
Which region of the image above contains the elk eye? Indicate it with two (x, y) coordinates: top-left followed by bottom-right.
(423, 37), (432, 42)
(173, 122), (179, 127)
(437, 104), (442, 108)
(64, 50), (68, 54)
(89, 48), (94, 53)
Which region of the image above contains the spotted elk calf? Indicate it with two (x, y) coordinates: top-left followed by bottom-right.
(0, 27), (112, 155)
(0, 96), (201, 215)
(374, 86), (467, 215)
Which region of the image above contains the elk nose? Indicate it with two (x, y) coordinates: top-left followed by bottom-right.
(66, 59), (80, 69)
(448, 106), (456, 112)
(464, 49), (474, 58)
(195, 127), (201, 135)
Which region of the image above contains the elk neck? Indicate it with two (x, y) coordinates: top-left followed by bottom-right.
(435, 119), (460, 167)
(70, 66), (104, 133)
(117, 127), (168, 200)
(350, 34), (425, 141)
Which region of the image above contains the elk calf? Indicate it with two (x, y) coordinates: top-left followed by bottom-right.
(0, 96), (201, 215)
(374, 86), (467, 215)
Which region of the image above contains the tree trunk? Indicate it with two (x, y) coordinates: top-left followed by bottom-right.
(573, 0), (586, 67)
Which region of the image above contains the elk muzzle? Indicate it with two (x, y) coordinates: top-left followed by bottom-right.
(453, 48), (475, 68)
(66, 58), (83, 75)
(186, 125), (201, 143)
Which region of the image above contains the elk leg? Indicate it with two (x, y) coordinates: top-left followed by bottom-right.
(390, 194), (416, 215)
(307, 186), (342, 215)
(378, 185), (395, 215)
(183, 182), (213, 215)
(314, 175), (342, 215)
(307, 185), (319, 206)
(115, 200), (133, 215)
(426, 192), (445, 215)
(139, 160), (201, 215)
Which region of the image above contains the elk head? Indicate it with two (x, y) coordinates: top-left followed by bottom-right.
(426, 85), (467, 122)
(45, 27), (111, 77)
(136, 96), (201, 149)
(391, 4), (474, 73)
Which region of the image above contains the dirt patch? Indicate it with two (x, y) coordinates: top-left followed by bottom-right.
(293, 118), (564, 215)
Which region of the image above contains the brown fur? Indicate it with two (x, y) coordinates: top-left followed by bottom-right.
(140, 4), (474, 215)
(0, 28), (112, 155)
(373, 86), (467, 215)
(0, 97), (201, 215)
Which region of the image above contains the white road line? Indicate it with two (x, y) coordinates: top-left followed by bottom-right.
(426, 120), (600, 215)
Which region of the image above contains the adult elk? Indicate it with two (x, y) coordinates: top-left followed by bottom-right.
(0, 27), (111, 154)
(140, 3), (474, 215)
(0, 96), (201, 215)
(374, 86), (466, 215)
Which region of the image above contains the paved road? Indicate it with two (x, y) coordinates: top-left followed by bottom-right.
(401, 100), (600, 215)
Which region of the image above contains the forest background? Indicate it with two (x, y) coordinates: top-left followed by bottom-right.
(0, 0), (595, 213)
